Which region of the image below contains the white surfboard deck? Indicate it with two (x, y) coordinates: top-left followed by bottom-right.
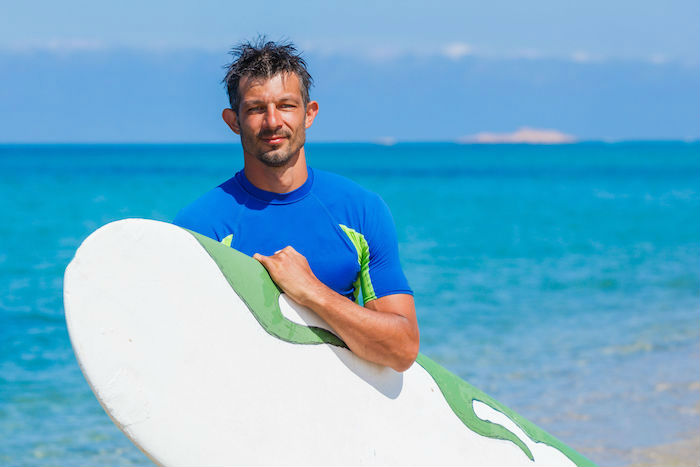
(64, 219), (593, 466)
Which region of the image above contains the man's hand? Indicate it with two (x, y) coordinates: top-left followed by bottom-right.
(253, 246), (325, 308)
(253, 246), (419, 372)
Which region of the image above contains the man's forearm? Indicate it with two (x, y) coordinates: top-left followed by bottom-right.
(298, 280), (419, 372)
(254, 246), (420, 372)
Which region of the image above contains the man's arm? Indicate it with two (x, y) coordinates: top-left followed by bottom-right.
(254, 246), (419, 372)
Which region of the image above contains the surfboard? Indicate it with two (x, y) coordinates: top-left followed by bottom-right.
(64, 218), (594, 466)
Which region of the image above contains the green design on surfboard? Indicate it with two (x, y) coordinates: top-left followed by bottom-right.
(189, 229), (595, 467)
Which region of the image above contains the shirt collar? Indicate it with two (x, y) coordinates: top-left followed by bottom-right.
(235, 167), (314, 204)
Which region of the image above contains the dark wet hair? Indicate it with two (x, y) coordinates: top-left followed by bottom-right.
(222, 37), (313, 113)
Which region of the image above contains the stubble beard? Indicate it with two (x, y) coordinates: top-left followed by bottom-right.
(243, 128), (306, 168)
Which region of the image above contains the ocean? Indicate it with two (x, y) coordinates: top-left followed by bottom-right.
(1, 142), (698, 466)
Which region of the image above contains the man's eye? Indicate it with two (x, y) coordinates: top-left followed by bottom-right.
(248, 106), (264, 113)
(280, 104), (295, 109)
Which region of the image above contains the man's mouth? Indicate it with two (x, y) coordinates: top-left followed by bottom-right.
(261, 135), (287, 145)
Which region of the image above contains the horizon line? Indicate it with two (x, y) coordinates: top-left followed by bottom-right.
(1, 138), (698, 146)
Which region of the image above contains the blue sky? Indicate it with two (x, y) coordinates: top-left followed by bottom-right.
(1, 1), (698, 142)
(4, 1), (698, 63)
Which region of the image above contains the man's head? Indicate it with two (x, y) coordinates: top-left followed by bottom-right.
(221, 39), (318, 169)
(223, 39), (313, 114)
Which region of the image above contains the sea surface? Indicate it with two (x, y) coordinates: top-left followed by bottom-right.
(1, 142), (698, 466)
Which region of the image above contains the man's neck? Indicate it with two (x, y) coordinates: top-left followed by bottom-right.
(243, 149), (308, 194)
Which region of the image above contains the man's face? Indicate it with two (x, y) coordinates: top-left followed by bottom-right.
(230, 72), (317, 168)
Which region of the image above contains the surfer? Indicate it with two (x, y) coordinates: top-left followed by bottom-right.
(174, 38), (419, 372)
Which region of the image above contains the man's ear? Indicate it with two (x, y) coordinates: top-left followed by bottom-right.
(222, 108), (240, 135)
(305, 101), (319, 129)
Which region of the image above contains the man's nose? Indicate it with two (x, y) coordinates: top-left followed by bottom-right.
(263, 104), (282, 129)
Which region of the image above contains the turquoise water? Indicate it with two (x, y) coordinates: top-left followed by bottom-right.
(1, 142), (698, 466)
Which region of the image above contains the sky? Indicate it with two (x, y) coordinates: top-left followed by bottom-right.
(1, 1), (698, 142)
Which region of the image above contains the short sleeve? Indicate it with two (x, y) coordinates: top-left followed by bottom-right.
(172, 204), (219, 241)
(359, 194), (413, 303)
(171, 175), (244, 242)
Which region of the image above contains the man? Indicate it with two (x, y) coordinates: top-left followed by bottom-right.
(174, 40), (419, 371)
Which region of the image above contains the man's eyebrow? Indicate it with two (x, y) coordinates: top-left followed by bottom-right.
(241, 99), (264, 106)
(242, 95), (301, 106)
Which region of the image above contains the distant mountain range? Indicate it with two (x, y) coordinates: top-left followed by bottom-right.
(1, 48), (697, 142)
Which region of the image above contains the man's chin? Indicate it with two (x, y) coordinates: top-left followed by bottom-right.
(256, 150), (293, 168)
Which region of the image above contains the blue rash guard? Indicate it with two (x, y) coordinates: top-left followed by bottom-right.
(173, 168), (412, 304)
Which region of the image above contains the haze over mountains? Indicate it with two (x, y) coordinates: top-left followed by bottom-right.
(1, 47), (698, 143)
